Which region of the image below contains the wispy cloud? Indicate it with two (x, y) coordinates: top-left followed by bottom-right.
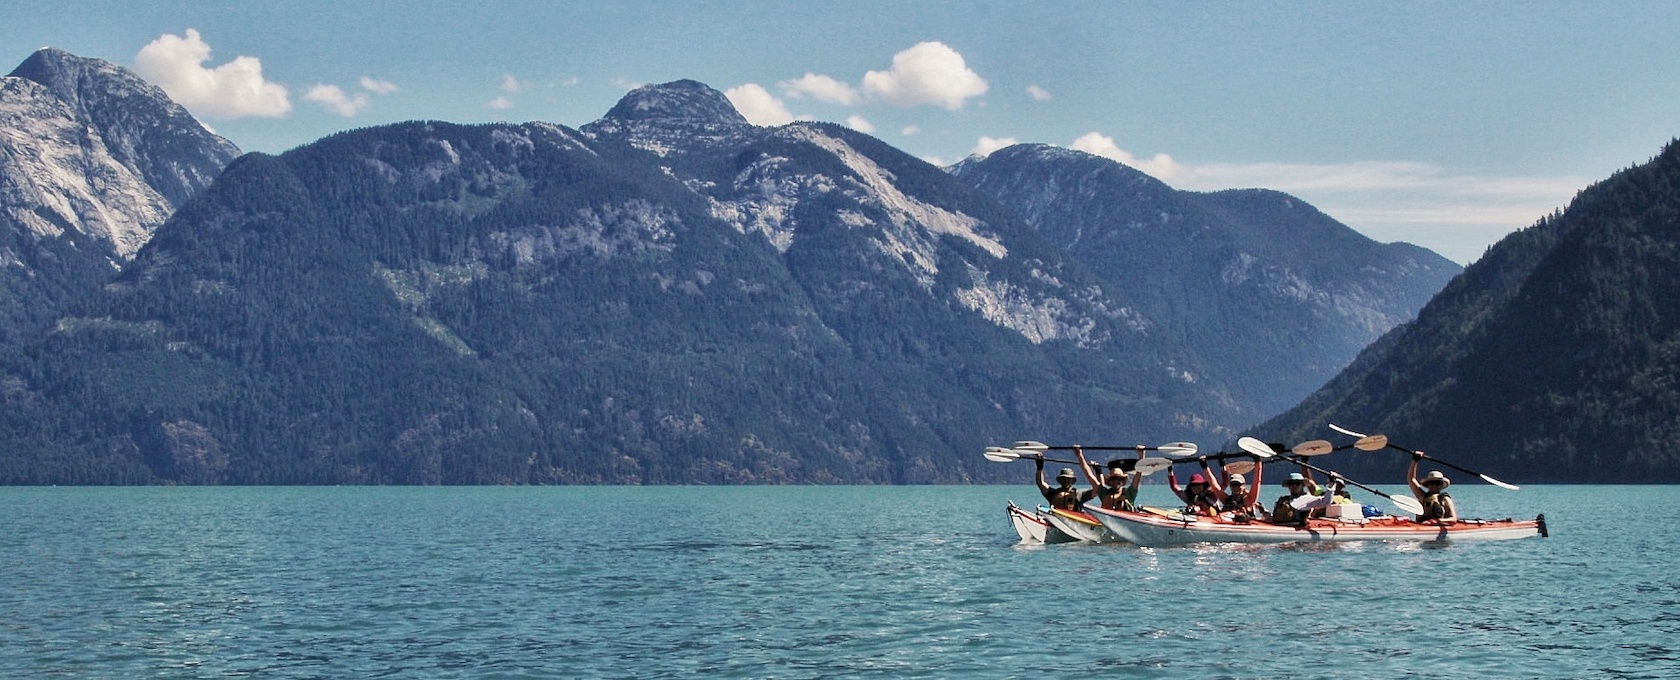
(359, 77), (399, 95)
(1064, 132), (1586, 263)
(305, 84), (368, 117)
(1026, 85), (1051, 102)
(846, 115), (875, 134)
(134, 29), (290, 119)
(779, 73), (859, 105)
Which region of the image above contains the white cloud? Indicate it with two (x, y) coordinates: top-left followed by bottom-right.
(862, 42), (988, 110)
(1026, 85), (1051, 101)
(923, 155), (948, 166)
(305, 84), (369, 117)
(500, 73), (529, 94)
(724, 83), (795, 126)
(134, 29), (290, 119)
(901, 125), (921, 136)
(846, 115), (875, 134)
(1054, 130), (1585, 264)
(486, 95), (514, 110)
(359, 77), (399, 94)
(1069, 132), (1191, 183)
(780, 72), (860, 105)
(970, 136), (1019, 158)
(1179, 159), (1586, 263)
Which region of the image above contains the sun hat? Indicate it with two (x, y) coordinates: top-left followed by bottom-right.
(1057, 468), (1077, 480)
(1229, 473), (1246, 485)
(1188, 473), (1207, 485)
(1422, 470), (1450, 488)
(1285, 472), (1306, 485)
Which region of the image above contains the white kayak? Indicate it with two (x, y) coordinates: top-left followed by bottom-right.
(1087, 505), (1548, 547)
(1006, 501), (1078, 544)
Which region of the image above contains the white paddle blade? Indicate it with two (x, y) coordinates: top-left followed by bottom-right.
(1292, 439), (1335, 456)
(1158, 442), (1199, 459)
(1390, 494), (1425, 516)
(1134, 458), (1172, 476)
(1008, 448), (1046, 459)
(1013, 440), (1049, 451)
(1354, 434), (1389, 451)
(1328, 423), (1368, 438)
(1223, 460), (1256, 476)
(1236, 437), (1275, 459)
(983, 447), (1020, 463)
(1481, 474), (1521, 491)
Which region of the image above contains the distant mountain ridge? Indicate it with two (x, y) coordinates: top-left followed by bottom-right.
(1255, 139), (1680, 483)
(0, 82), (1255, 484)
(0, 53), (1470, 484)
(949, 144), (1460, 416)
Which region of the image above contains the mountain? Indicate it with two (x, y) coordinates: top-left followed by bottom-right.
(1255, 139), (1680, 484)
(949, 144), (1461, 417)
(0, 81), (1253, 484)
(0, 48), (239, 342)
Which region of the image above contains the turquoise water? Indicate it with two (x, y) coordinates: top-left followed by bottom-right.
(1, 485), (1675, 678)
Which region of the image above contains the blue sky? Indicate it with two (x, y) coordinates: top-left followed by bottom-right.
(4, 1), (1677, 264)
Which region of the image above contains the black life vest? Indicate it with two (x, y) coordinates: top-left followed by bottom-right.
(1419, 491), (1452, 521)
(1048, 485), (1083, 510)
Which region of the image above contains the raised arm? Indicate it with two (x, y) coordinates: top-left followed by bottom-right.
(1407, 454), (1424, 500)
(1035, 457), (1052, 499)
(1076, 447), (1103, 490)
(1202, 459), (1228, 504)
(1167, 467), (1189, 503)
(1246, 462), (1264, 508)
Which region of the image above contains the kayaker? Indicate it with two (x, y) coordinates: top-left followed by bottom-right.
(1076, 447), (1141, 511)
(1167, 460), (1221, 516)
(1036, 458), (1095, 511)
(1269, 472), (1340, 525)
(1408, 454), (1459, 524)
(1218, 467), (1262, 522)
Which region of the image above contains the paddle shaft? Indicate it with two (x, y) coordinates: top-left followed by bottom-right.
(1385, 443), (1501, 482)
(1279, 454), (1398, 501)
(1330, 423), (1515, 489)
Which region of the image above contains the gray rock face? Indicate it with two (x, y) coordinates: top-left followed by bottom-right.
(0, 48), (240, 340)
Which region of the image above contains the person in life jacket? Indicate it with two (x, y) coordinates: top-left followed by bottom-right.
(1167, 458), (1222, 516)
(1035, 457), (1095, 511)
(1270, 471), (1340, 525)
(1408, 454), (1459, 523)
(1216, 465), (1262, 522)
(1075, 447), (1141, 511)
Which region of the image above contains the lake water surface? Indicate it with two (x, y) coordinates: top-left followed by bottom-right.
(2, 485), (1675, 678)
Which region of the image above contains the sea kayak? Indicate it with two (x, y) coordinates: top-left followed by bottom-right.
(1087, 505), (1547, 547)
(1044, 507), (1120, 543)
(1006, 501), (1078, 544)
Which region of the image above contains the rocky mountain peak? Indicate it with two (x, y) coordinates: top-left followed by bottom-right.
(9, 48), (240, 205)
(600, 79), (747, 127)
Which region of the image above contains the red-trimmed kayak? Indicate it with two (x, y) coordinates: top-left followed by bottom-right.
(1087, 505), (1548, 547)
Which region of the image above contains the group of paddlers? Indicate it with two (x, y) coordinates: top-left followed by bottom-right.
(1034, 447), (1459, 525)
